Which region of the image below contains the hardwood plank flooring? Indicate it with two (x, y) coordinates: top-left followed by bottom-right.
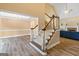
(0, 35), (42, 56)
(0, 35), (79, 56)
(47, 37), (79, 56)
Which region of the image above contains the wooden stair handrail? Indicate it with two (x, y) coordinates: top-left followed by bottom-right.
(45, 13), (51, 18)
(46, 17), (60, 46)
(31, 25), (38, 30)
(42, 13), (59, 31)
(42, 14), (54, 31)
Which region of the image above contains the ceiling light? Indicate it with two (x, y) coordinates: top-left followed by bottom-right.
(64, 4), (72, 14)
(64, 10), (69, 14)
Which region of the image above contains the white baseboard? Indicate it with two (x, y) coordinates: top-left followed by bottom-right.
(47, 41), (60, 49)
(29, 42), (47, 56)
(0, 34), (30, 39)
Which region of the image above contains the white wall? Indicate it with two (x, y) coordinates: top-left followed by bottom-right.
(60, 17), (79, 31)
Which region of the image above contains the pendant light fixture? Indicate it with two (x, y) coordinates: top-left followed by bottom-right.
(64, 3), (72, 14)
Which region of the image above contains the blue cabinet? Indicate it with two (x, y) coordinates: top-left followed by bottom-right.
(60, 31), (79, 40)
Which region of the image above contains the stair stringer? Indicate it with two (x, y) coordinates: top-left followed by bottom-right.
(46, 30), (60, 49)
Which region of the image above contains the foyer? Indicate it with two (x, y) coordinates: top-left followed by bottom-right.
(0, 3), (79, 56)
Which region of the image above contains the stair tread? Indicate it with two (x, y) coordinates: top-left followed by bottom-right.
(31, 41), (42, 50)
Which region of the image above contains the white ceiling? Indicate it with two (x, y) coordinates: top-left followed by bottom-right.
(50, 3), (79, 19)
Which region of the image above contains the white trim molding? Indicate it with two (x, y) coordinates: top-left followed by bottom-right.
(29, 42), (47, 56)
(0, 34), (30, 39)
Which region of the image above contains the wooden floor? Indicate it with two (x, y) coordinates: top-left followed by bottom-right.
(0, 35), (42, 56)
(0, 36), (79, 56)
(47, 37), (79, 56)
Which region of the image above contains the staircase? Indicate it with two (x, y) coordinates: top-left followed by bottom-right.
(45, 30), (54, 44)
(30, 13), (60, 55)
